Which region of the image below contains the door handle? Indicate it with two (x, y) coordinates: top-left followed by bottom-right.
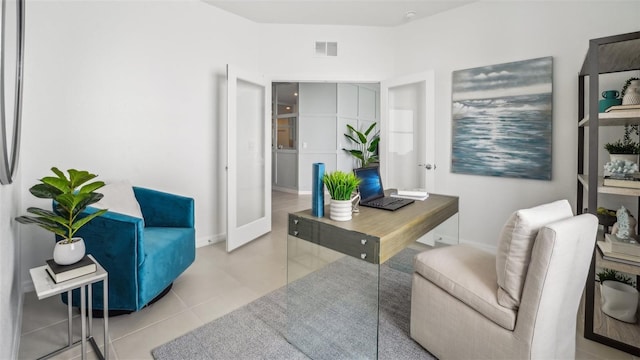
(418, 163), (435, 170)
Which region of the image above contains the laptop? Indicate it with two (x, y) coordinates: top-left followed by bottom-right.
(354, 167), (414, 211)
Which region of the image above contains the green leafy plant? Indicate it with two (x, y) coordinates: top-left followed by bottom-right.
(343, 123), (380, 168)
(597, 268), (634, 286)
(604, 125), (640, 154)
(323, 171), (361, 201)
(15, 167), (108, 243)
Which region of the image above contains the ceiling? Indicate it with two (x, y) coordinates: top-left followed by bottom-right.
(203, 0), (475, 27)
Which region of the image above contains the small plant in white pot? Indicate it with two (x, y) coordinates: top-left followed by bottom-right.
(604, 125), (640, 164)
(597, 268), (638, 323)
(323, 170), (361, 221)
(15, 167), (108, 265)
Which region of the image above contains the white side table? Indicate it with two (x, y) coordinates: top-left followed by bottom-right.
(29, 254), (109, 360)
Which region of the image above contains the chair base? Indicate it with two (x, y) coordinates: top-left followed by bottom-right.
(91, 283), (174, 318)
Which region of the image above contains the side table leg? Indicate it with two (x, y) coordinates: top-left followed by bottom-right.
(67, 290), (72, 346)
(104, 277), (109, 360)
(80, 285), (86, 360)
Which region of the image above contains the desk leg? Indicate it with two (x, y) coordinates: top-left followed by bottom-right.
(88, 283), (93, 339)
(104, 277), (109, 360)
(67, 290), (72, 346)
(80, 285), (86, 360)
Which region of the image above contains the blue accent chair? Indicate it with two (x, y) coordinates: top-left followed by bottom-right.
(61, 187), (195, 313)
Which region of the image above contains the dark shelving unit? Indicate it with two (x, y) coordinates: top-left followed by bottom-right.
(577, 30), (640, 356)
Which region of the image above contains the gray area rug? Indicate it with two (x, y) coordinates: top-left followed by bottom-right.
(152, 248), (435, 360)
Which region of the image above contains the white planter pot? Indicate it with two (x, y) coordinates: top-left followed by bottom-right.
(330, 199), (354, 221)
(609, 154), (639, 164)
(53, 237), (86, 265)
(600, 280), (639, 323)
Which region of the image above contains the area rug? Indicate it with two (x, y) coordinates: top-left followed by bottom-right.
(152, 248), (435, 360)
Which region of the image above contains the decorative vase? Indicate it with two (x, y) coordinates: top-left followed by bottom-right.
(599, 90), (622, 112)
(622, 80), (640, 105)
(600, 280), (639, 323)
(53, 237), (86, 265)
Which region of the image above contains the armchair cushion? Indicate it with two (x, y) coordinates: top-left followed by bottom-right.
(495, 200), (572, 309)
(414, 245), (516, 330)
(92, 180), (144, 219)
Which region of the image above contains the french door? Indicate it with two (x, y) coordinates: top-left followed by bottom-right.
(226, 65), (271, 252)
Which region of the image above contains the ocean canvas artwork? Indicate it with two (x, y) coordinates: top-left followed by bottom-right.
(451, 57), (553, 180)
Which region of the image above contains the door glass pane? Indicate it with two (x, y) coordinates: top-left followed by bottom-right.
(388, 82), (425, 190)
(236, 78), (265, 227)
(277, 117), (297, 149)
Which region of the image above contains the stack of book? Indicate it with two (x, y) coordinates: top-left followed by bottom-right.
(45, 255), (97, 283)
(596, 233), (640, 266)
(603, 175), (640, 189)
(391, 188), (429, 201)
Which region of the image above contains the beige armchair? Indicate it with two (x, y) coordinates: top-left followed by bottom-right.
(410, 200), (598, 359)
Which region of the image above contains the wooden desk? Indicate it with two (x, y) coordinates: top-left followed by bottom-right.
(288, 193), (459, 264)
(286, 193), (459, 359)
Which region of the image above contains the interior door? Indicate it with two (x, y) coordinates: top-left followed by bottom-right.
(380, 71), (435, 192)
(226, 65), (271, 252)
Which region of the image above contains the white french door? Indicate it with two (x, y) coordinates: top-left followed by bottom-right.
(380, 71), (436, 192)
(226, 65), (272, 252)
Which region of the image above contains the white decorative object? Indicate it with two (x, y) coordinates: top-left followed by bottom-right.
(600, 280), (638, 323)
(53, 237), (86, 265)
(612, 206), (637, 240)
(329, 194), (360, 222)
(604, 159), (639, 175)
(622, 80), (640, 105)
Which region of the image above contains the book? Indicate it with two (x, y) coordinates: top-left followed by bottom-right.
(45, 256), (97, 283)
(605, 233), (640, 257)
(603, 176), (640, 189)
(605, 104), (640, 112)
(596, 241), (640, 266)
(391, 192), (429, 201)
(397, 188), (428, 197)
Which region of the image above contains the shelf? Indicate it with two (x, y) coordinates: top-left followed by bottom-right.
(578, 174), (640, 196)
(579, 109), (640, 127)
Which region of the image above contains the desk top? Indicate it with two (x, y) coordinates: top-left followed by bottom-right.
(29, 254), (107, 300)
(291, 193), (459, 263)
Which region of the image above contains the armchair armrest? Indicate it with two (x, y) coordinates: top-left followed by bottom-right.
(133, 187), (194, 228)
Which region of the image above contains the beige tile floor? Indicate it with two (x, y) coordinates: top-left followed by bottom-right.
(19, 191), (638, 360)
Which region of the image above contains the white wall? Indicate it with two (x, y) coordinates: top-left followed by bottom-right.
(0, 174), (22, 359)
(19, 0), (395, 289)
(392, 1), (640, 251)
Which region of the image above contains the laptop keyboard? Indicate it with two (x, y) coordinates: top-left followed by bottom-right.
(368, 198), (403, 207)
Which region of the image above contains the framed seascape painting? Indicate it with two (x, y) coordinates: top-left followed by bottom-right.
(451, 57), (553, 180)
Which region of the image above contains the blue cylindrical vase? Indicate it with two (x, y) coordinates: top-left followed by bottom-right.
(312, 163), (325, 217)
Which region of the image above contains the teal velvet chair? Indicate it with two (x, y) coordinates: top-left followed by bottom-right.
(61, 187), (195, 314)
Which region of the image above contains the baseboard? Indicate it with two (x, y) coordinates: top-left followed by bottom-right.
(196, 234), (225, 248)
(272, 186), (299, 194)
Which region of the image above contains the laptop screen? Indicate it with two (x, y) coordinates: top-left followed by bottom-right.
(354, 167), (385, 202)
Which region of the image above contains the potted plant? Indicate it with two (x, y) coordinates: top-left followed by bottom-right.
(343, 123), (380, 168)
(15, 167), (108, 265)
(323, 170), (361, 221)
(597, 268), (638, 323)
(604, 124), (640, 164)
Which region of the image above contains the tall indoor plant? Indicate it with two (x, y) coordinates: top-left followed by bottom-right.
(343, 123), (380, 168)
(323, 170), (361, 221)
(15, 167), (108, 265)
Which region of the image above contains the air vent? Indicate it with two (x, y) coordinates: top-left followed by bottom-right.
(315, 41), (338, 57)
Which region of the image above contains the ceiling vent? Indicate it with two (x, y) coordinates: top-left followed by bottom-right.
(315, 41), (338, 57)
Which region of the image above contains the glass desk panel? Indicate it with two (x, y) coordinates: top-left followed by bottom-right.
(287, 235), (379, 360)
(286, 205), (458, 359)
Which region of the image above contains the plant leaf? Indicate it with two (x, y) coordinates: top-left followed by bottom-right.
(51, 167), (67, 181)
(367, 137), (380, 152)
(364, 122), (377, 136)
(26, 207), (68, 226)
(68, 169), (97, 189)
(78, 181), (105, 194)
(29, 183), (62, 199)
(40, 177), (70, 193)
(71, 209), (108, 233)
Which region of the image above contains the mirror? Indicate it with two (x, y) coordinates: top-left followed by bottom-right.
(0, 0), (25, 185)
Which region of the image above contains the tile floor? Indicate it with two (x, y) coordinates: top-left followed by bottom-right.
(19, 191), (639, 359)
